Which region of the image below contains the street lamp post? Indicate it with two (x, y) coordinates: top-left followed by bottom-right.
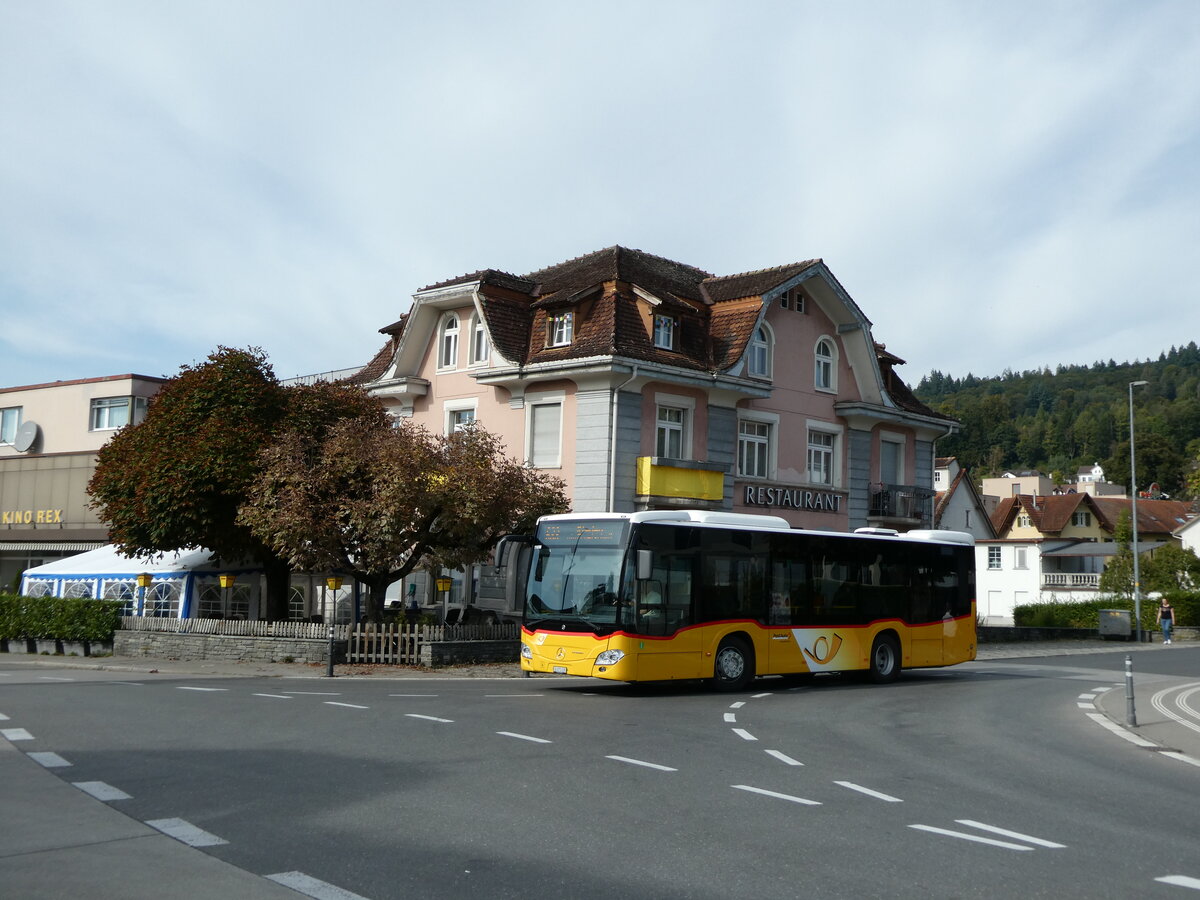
(325, 576), (344, 677)
(1128, 380), (1148, 642)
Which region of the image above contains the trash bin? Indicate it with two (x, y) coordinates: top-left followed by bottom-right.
(1098, 609), (1131, 640)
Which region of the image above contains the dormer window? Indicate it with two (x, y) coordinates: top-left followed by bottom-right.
(548, 312), (573, 347)
(469, 312), (489, 366)
(438, 314), (459, 369)
(747, 325), (773, 378)
(653, 314), (676, 350)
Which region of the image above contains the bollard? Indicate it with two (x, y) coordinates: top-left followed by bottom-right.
(1124, 654), (1136, 727)
(326, 624), (335, 678)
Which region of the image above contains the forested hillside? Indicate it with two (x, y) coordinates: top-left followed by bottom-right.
(914, 342), (1200, 499)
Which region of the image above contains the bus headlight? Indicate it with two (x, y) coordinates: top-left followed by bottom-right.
(521, 644), (532, 660)
(595, 649), (625, 665)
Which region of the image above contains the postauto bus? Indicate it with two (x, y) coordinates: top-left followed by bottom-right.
(519, 510), (975, 690)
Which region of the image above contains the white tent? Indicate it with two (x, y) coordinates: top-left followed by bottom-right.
(21, 545), (257, 619)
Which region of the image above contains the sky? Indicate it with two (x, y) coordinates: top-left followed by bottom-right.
(2, 0), (1198, 391)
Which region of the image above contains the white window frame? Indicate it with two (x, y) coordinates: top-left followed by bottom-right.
(547, 312), (573, 347)
(443, 398), (478, 436)
(525, 391), (565, 469)
(652, 314), (676, 350)
(1014, 546), (1029, 570)
(747, 323), (773, 379)
(0, 406), (21, 445)
(878, 430), (906, 485)
(90, 397), (132, 431)
(736, 409), (779, 480)
(814, 336), (837, 392)
(987, 546), (1001, 569)
(806, 420), (844, 487)
(468, 312), (490, 367)
(438, 314), (460, 370)
(654, 393), (694, 460)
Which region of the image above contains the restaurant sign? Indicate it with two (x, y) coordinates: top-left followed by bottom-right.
(743, 486), (842, 513)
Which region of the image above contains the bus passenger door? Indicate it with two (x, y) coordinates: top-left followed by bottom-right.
(632, 557), (702, 681)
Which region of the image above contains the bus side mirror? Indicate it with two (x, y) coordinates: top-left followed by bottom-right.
(636, 549), (653, 581)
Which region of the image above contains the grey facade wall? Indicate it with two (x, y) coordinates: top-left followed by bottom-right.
(572, 389), (613, 512)
(706, 406), (737, 510)
(915, 439), (935, 491)
(846, 427), (873, 528)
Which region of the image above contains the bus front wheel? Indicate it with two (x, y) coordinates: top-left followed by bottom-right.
(868, 634), (901, 684)
(712, 636), (755, 692)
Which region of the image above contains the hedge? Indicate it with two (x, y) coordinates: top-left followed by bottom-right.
(0, 594), (124, 642)
(1014, 591), (1200, 631)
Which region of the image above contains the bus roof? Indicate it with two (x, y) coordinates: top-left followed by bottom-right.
(535, 511), (975, 546)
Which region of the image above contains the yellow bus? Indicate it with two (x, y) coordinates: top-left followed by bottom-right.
(519, 510), (975, 690)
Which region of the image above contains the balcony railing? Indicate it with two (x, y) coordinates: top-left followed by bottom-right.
(868, 484), (934, 527)
(1042, 573), (1101, 589)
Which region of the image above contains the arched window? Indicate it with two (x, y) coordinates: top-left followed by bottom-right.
(469, 313), (490, 366)
(439, 314), (459, 369)
(815, 337), (836, 390)
(747, 325), (773, 378)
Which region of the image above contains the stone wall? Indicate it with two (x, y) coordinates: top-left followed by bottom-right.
(419, 640), (518, 667)
(114, 631), (339, 665)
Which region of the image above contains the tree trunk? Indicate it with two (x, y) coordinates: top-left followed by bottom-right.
(261, 556), (291, 621)
(363, 577), (390, 624)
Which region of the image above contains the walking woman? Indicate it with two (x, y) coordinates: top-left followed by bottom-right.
(1156, 597), (1176, 645)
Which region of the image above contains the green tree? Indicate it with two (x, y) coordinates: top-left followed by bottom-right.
(1144, 543), (1200, 593)
(89, 347), (383, 619)
(1098, 511), (1135, 599)
(241, 418), (569, 623)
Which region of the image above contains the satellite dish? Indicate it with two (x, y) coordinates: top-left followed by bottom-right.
(13, 420), (40, 453)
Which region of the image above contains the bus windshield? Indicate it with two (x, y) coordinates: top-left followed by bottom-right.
(523, 519), (629, 631)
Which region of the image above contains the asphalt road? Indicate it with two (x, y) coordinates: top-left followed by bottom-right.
(2, 648), (1199, 899)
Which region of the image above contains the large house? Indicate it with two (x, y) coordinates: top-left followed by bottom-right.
(0, 374), (165, 590)
(353, 246), (956, 539)
(976, 492), (1196, 623)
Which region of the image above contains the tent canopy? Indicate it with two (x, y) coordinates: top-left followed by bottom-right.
(22, 544), (253, 579)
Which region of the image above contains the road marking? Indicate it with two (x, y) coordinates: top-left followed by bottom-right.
(955, 820), (1065, 848)
(267, 871), (372, 900)
(732, 785), (821, 806)
(1085, 712), (1157, 747)
(732, 728), (757, 741)
(1159, 751), (1200, 768)
(1092, 686), (1113, 693)
(1156, 875), (1200, 890)
(177, 686), (228, 692)
(253, 693), (293, 700)
(0, 713), (8, 719)
(38, 676), (74, 681)
(73, 781), (132, 801)
(283, 691), (341, 696)
(388, 693), (438, 697)
(1078, 693), (1096, 700)
(764, 749), (804, 766)
(835, 781), (902, 802)
(752, 692), (772, 699)
(325, 701), (369, 709)
(29, 752), (71, 768)
(909, 824), (1033, 851)
(406, 714), (453, 723)
(1152, 684), (1200, 736)
(497, 731), (552, 744)
(1077, 701), (1095, 709)
(2, 728), (33, 741)
(729, 701), (745, 709)
(146, 818), (228, 847)
(724, 713), (737, 723)
(606, 755), (677, 771)
(485, 694), (544, 698)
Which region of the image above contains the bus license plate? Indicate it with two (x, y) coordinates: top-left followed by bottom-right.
(553, 666), (567, 674)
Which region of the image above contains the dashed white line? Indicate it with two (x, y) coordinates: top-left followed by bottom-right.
(729, 701), (745, 709)
(764, 749), (804, 766)
(73, 781), (132, 801)
(485, 694), (544, 698)
(253, 693), (293, 700)
(1156, 875), (1200, 890)
(606, 755), (677, 771)
(909, 824), (1032, 851)
(406, 714), (453, 723)
(751, 692), (772, 699)
(835, 781), (902, 802)
(497, 731), (552, 744)
(2, 728), (33, 741)
(325, 701), (370, 709)
(267, 871), (371, 900)
(731, 728), (757, 741)
(28, 752), (71, 768)
(283, 691), (341, 696)
(732, 784), (821, 806)
(388, 693), (438, 698)
(723, 713), (737, 723)
(146, 818), (228, 847)
(177, 686), (228, 692)
(955, 820), (1065, 848)
(0, 712), (8, 720)
(38, 676), (74, 682)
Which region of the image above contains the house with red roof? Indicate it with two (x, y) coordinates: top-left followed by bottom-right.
(353, 246), (955, 535)
(976, 492), (1197, 623)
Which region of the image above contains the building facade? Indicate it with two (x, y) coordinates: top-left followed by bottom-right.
(354, 246), (955, 532)
(0, 374), (165, 590)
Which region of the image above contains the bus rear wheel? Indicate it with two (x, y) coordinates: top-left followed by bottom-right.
(868, 634), (901, 684)
(712, 636), (755, 692)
